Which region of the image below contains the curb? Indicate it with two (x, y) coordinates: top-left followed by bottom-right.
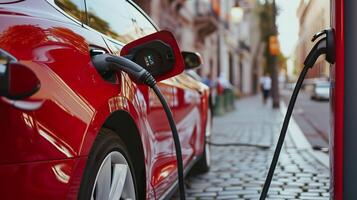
(279, 102), (330, 168)
(279, 102), (311, 149)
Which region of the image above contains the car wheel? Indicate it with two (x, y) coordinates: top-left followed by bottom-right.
(78, 129), (138, 200)
(191, 110), (212, 175)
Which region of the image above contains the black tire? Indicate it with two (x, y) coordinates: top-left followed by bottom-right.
(190, 139), (210, 175)
(78, 129), (138, 200)
(190, 110), (212, 175)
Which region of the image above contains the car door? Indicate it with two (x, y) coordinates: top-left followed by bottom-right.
(171, 74), (202, 160)
(84, 0), (179, 197)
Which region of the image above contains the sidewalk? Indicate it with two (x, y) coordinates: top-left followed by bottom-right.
(180, 96), (329, 200)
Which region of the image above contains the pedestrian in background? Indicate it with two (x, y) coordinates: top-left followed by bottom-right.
(260, 73), (272, 105)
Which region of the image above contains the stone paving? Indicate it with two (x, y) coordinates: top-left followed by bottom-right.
(176, 96), (329, 200)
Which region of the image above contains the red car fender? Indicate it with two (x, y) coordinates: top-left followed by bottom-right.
(76, 74), (155, 199)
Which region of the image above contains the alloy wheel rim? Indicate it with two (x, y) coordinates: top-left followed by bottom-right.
(91, 151), (136, 200)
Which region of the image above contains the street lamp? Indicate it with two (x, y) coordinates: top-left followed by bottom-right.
(230, 6), (244, 23)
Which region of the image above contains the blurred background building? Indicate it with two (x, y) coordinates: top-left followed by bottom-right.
(133, 0), (263, 96)
(132, 0), (332, 93)
(295, 0), (330, 80)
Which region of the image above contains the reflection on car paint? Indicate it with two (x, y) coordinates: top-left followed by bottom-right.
(52, 163), (71, 184)
(37, 121), (76, 158)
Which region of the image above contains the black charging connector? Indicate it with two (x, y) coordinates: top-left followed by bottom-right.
(259, 28), (335, 200)
(304, 29), (335, 68)
(91, 54), (157, 87)
(91, 53), (187, 200)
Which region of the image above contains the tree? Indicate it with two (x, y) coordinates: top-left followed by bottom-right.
(258, 0), (280, 108)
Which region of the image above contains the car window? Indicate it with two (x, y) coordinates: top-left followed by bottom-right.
(130, 4), (157, 37)
(54, 0), (85, 22)
(86, 0), (140, 44)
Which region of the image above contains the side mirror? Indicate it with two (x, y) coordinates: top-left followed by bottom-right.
(0, 49), (40, 100)
(120, 30), (184, 82)
(182, 51), (203, 70)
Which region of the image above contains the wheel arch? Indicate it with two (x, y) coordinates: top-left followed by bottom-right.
(101, 110), (147, 199)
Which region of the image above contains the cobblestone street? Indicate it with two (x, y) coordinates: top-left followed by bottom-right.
(178, 96), (330, 200)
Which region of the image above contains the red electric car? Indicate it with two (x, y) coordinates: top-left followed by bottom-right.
(0, 0), (211, 199)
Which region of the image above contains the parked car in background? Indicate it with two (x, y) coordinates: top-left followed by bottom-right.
(0, 0), (211, 199)
(311, 81), (330, 101)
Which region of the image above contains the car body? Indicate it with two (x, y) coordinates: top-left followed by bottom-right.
(0, 0), (210, 199)
(311, 81), (330, 100)
(185, 70), (215, 116)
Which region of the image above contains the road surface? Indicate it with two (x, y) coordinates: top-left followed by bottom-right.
(281, 89), (329, 150)
(175, 96), (329, 199)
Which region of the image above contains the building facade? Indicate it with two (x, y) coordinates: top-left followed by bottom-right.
(133, 0), (261, 95)
(296, 0), (330, 79)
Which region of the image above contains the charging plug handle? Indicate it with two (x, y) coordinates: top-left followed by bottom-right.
(304, 28), (335, 68)
(91, 54), (156, 87)
(304, 38), (327, 68)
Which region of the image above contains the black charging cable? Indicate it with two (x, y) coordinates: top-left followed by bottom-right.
(92, 54), (186, 200)
(259, 29), (335, 200)
(259, 65), (309, 200)
(207, 141), (270, 149)
(151, 85), (186, 200)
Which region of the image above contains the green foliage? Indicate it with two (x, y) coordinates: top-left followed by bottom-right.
(258, 2), (276, 40)
(257, 0), (277, 74)
(277, 52), (287, 71)
(55, 0), (83, 20)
